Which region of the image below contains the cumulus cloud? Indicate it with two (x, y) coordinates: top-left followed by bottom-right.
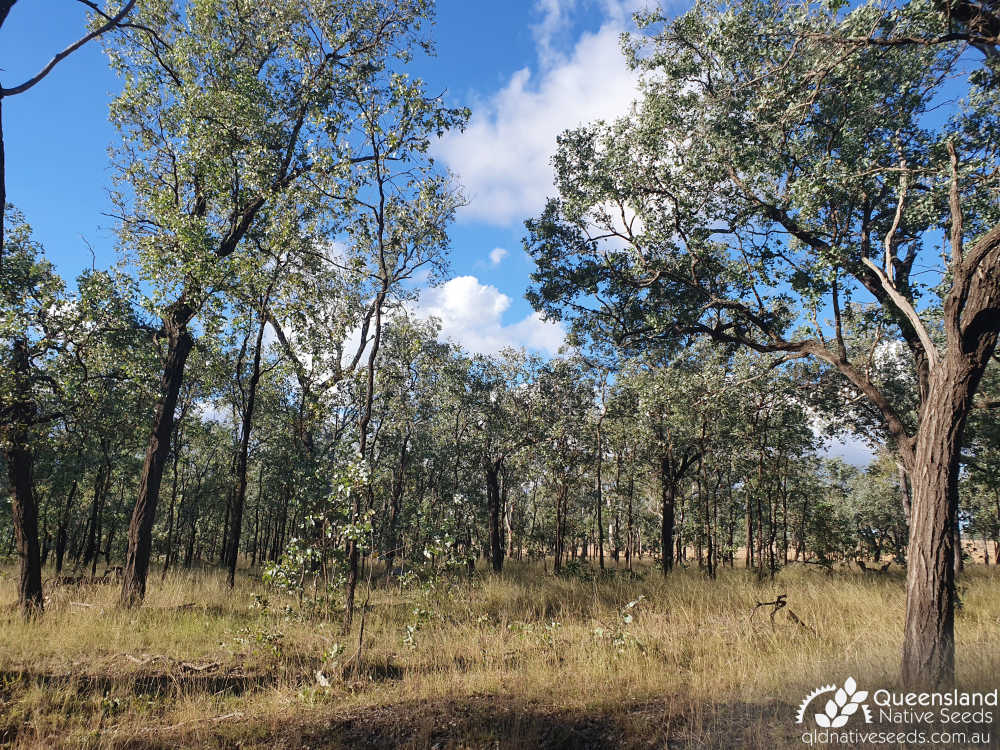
(413, 276), (564, 355)
(489, 247), (509, 265)
(435, 1), (644, 226)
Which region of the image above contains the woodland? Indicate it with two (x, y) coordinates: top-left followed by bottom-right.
(1, 0), (1000, 747)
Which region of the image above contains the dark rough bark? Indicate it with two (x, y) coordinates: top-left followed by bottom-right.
(121, 302), (193, 607)
(660, 454), (675, 576)
(485, 461), (504, 572)
(4, 431), (41, 615)
(83, 452), (109, 577)
(554, 482), (568, 573)
(162, 451), (180, 579)
(184, 511), (197, 569)
(2, 339), (43, 615)
(900, 222), (1000, 689)
(902, 408), (960, 689)
(901, 350), (991, 687)
(226, 312), (267, 588)
(54, 479), (78, 575)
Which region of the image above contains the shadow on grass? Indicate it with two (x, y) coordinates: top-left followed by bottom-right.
(194, 696), (804, 750)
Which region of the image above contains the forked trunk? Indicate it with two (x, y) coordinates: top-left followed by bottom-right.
(899, 218), (1000, 687)
(121, 302), (193, 607)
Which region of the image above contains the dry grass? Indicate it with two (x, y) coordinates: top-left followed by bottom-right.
(1, 560), (999, 748)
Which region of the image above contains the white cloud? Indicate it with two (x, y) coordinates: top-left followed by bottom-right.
(435, 3), (643, 226)
(413, 275), (564, 355)
(489, 247), (509, 265)
(533, 0), (576, 66)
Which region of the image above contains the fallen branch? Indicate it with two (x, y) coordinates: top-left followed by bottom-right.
(180, 662), (220, 673)
(123, 711), (244, 737)
(124, 654), (165, 667)
(750, 593), (816, 634)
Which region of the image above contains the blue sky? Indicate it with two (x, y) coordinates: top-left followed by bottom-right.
(1, 0), (873, 464)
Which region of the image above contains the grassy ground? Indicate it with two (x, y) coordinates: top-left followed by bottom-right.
(1, 559), (999, 748)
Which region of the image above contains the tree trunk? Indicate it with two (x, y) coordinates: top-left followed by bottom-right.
(902, 425), (959, 688)
(3, 339), (43, 615)
(84, 454), (109, 578)
(121, 302), (193, 607)
(345, 288), (385, 629)
(184, 512), (197, 568)
(226, 311), (267, 588)
(554, 482), (568, 573)
(1, 96), (6, 263)
(55, 479), (78, 575)
(660, 454), (675, 575)
(901, 352), (986, 688)
(485, 461), (504, 573)
(162, 451), (181, 579)
(902, 220), (1000, 688)
(596, 418), (605, 570)
(745, 487), (754, 569)
(626, 473), (634, 572)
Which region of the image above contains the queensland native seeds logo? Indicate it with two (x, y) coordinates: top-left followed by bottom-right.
(797, 677), (873, 728)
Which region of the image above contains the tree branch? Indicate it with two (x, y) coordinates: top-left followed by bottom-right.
(861, 257), (939, 370)
(0, 0), (137, 97)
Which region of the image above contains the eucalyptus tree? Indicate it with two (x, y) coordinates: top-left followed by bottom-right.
(0, 217), (65, 612)
(849, 454), (910, 563)
(0, 215), (142, 612)
(338, 89), (463, 626)
(533, 356), (595, 573)
(526, 0), (1000, 687)
(214, 257), (289, 588)
(68, 269), (157, 576)
(465, 348), (540, 572)
(362, 315), (450, 575)
(106, 0), (465, 607)
(626, 359), (703, 574)
(604, 371), (646, 568)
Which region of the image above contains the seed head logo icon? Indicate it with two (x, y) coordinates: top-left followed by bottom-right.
(796, 677), (872, 728)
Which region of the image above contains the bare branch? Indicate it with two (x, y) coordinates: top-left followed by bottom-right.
(0, 0), (137, 97)
(861, 257), (939, 370)
(883, 158), (908, 284)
